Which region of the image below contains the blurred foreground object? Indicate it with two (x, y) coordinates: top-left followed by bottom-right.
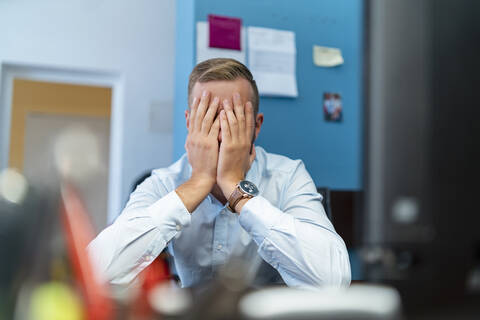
(186, 238), (264, 320)
(148, 280), (192, 316)
(0, 169), (36, 319)
(0, 169), (28, 204)
(1, 123), (179, 319)
(60, 183), (114, 320)
(239, 284), (401, 320)
(130, 251), (175, 318)
(54, 126), (104, 184)
(28, 282), (83, 320)
(363, 0), (480, 317)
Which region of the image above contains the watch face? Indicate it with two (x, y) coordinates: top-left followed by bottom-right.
(239, 180), (259, 196)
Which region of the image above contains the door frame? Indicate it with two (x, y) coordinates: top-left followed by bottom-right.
(0, 62), (125, 223)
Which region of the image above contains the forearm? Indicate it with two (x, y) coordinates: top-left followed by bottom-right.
(88, 191), (192, 285)
(88, 219), (163, 285)
(239, 196), (351, 287)
(175, 175), (213, 213)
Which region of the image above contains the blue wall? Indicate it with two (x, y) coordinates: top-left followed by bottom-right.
(173, 0), (196, 160)
(174, 0), (364, 190)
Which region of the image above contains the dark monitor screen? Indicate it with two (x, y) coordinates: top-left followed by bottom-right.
(362, 0), (480, 315)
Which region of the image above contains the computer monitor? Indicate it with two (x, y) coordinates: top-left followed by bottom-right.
(362, 0), (480, 315)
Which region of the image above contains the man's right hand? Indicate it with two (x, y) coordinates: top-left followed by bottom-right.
(175, 91), (220, 213)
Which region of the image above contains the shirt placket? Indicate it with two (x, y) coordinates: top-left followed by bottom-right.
(212, 207), (230, 267)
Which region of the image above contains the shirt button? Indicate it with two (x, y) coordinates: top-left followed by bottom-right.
(146, 255), (153, 261)
(176, 224), (181, 231)
(217, 244), (222, 250)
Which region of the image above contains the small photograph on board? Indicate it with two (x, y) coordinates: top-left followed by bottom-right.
(323, 92), (343, 122)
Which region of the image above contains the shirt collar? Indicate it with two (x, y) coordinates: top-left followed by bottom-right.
(245, 149), (261, 188)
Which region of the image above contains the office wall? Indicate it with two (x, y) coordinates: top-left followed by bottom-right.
(173, 0), (196, 163)
(174, 0), (364, 190)
(0, 0), (176, 217)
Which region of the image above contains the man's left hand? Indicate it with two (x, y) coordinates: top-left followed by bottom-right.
(217, 93), (256, 199)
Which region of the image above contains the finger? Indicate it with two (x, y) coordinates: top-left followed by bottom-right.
(219, 110), (231, 141)
(223, 98), (238, 141)
(245, 101), (255, 141)
(233, 92), (246, 137)
(194, 90), (210, 132)
(202, 96), (219, 134)
(188, 96), (199, 132)
(208, 116), (220, 138)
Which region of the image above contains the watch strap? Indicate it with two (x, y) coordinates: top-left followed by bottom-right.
(228, 184), (253, 212)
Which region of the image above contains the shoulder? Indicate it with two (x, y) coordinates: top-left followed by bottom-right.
(255, 146), (304, 176)
(122, 155), (190, 213)
(254, 147), (317, 207)
(149, 154), (191, 191)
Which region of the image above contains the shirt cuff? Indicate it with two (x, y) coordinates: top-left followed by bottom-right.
(146, 190), (191, 243)
(238, 195), (282, 246)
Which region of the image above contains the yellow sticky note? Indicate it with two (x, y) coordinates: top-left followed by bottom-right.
(313, 45), (344, 67)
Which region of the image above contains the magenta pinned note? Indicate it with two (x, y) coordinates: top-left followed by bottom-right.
(208, 14), (242, 50)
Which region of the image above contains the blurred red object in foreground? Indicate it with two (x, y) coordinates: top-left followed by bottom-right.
(131, 253), (171, 318)
(60, 183), (114, 320)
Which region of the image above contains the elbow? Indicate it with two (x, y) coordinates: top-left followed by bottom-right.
(329, 260), (351, 287)
(328, 239), (351, 287)
(309, 239), (352, 288)
(281, 248), (351, 288)
(310, 262), (351, 288)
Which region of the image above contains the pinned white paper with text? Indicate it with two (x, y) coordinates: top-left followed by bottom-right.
(247, 26), (298, 97)
(196, 21), (246, 64)
(313, 45), (344, 67)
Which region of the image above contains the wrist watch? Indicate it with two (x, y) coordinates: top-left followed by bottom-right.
(227, 180), (259, 212)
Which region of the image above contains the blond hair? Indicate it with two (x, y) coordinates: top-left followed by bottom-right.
(188, 58), (259, 114)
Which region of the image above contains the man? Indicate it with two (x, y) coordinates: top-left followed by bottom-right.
(88, 58), (351, 288)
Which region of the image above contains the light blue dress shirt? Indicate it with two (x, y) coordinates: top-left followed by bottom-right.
(88, 146), (351, 288)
